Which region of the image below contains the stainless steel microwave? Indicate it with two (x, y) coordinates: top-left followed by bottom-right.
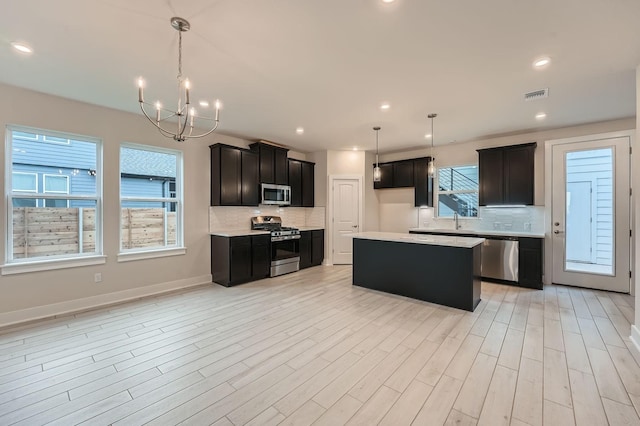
(261, 183), (291, 205)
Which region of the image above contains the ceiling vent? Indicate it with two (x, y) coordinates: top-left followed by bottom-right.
(524, 88), (549, 101)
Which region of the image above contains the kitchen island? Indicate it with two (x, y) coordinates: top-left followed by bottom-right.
(353, 232), (484, 311)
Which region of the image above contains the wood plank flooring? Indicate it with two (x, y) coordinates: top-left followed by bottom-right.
(0, 265), (639, 425)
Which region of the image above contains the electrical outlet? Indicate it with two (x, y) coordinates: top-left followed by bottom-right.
(94, 273), (102, 283)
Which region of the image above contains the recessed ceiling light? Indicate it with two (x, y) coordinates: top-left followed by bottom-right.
(352, 147), (358, 151)
(11, 42), (33, 54)
(382, 0), (396, 3)
(296, 127), (304, 135)
(424, 133), (432, 139)
(380, 102), (390, 110)
(535, 112), (547, 120)
(199, 100), (210, 107)
(533, 57), (551, 68)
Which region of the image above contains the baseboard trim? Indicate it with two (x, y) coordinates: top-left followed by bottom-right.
(630, 325), (640, 360)
(0, 274), (212, 329)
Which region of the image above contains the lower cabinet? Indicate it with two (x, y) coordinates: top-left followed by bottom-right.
(518, 237), (543, 289)
(300, 229), (324, 269)
(211, 234), (271, 286)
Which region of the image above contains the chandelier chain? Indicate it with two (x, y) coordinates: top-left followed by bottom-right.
(177, 30), (183, 81)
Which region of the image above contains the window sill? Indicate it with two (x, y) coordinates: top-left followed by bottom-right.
(117, 247), (187, 263)
(1, 255), (107, 276)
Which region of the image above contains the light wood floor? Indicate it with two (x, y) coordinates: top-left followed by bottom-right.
(1, 266), (639, 425)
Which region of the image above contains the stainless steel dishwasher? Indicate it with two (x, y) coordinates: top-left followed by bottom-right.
(482, 237), (519, 282)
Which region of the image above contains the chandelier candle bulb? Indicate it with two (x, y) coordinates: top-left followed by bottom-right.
(155, 102), (161, 122)
(185, 80), (190, 105)
(137, 78), (144, 103)
(190, 108), (195, 126)
(215, 100), (220, 121)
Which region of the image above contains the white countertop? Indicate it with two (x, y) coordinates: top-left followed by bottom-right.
(354, 232), (484, 248)
(297, 226), (325, 231)
(408, 227), (545, 239)
(210, 230), (271, 237)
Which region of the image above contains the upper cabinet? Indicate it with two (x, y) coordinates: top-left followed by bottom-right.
(288, 158), (315, 207)
(373, 157), (433, 207)
(477, 142), (536, 206)
(210, 144), (259, 206)
(249, 142), (289, 185)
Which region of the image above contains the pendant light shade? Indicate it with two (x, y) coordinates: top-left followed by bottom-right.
(427, 113), (437, 178)
(373, 126), (381, 182)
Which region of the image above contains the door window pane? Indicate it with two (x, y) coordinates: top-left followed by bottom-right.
(565, 148), (613, 275)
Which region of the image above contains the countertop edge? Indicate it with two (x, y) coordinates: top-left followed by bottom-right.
(408, 228), (545, 239)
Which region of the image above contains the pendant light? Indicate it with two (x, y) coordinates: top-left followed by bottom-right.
(427, 113), (437, 177)
(373, 126), (382, 182)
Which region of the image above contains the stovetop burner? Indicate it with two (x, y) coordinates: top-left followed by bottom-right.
(251, 216), (300, 238)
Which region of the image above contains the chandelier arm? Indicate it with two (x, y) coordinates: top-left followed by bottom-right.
(181, 120), (220, 139)
(139, 102), (180, 138)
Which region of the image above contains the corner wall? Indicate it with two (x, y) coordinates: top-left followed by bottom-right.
(633, 66), (640, 357)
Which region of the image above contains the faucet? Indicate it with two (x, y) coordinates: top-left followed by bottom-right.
(454, 212), (460, 229)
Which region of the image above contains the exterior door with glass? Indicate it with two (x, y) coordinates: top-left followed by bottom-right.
(550, 135), (630, 292)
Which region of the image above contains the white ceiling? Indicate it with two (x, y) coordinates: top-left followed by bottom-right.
(2, 0), (639, 154)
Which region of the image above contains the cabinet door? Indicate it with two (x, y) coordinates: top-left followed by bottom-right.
(478, 148), (504, 206)
(259, 145), (275, 184)
(230, 236), (252, 284)
(220, 147), (242, 205)
(241, 150), (259, 206)
(311, 230), (324, 266)
(251, 235), (271, 279)
(414, 158), (433, 207)
(393, 160), (414, 187)
(299, 231), (312, 269)
(288, 160), (303, 207)
(519, 237), (542, 289)
(275, 149), (289, 185)
(374, 163), (394, 189)
(504, 145), (535, 205)
(301, 162), (315, 207)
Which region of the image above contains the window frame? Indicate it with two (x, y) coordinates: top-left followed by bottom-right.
(435, 163), (480, 218)
(12, 171), (38, 193)
(118, 142), (184, 260)
(3, 125), (104, 273)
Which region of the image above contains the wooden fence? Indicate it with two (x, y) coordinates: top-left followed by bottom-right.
(12, 207), (176, 259)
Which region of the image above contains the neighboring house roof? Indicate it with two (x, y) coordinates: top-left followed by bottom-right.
(120, 147), (176, 178)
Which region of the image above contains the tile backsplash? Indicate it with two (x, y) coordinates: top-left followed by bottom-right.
(418, 205), (545, 233)
(209, 206), (325, 232)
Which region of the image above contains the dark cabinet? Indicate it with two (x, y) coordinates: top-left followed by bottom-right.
(414, 157), (434, 207)
(211, 234), (271, 286)
(250, 142), (289, 185)
(478, 142), (536, 206)
(210, 144), (259, 206)
(299, 229), (324, 269)
(393, 160), (414, 187)
(288, 159), (315, 207)
(251, 235), (271, 280)
(519, 237), (543, 289)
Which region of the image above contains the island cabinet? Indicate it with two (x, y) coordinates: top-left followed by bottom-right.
(518, 237), (543, 289)
(288, 159), (315, 207)
(300, 229), (324, 269)
(477, 142), (536, 206)
(250, 142), (289, 185)
(211, 234), (270, 286)
(210, 144), (259, 206)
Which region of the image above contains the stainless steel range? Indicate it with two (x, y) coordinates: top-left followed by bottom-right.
(251, 216), (300, 277)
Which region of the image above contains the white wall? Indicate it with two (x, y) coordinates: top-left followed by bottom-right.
(0, 83), (253, 326)
(633, 65), (640, 356)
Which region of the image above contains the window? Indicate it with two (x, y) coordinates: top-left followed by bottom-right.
(5, 126), (102, 264)
(436, 165), (479, 218)
(120, 144), (182, 253)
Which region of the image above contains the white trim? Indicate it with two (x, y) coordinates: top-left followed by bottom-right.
(328, 174), (363, 265)
(630, 325), (640, 360)
(117, 247), (186, 262)
(544, 129), (635, 288)
(1, 255), (107, 275)
(0, 274), (211, 328)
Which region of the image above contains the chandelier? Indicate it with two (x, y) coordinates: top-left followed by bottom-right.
(427, 113), (437, 177)
(137, 17), (221, 142)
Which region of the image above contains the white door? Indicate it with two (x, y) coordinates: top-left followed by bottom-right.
(332, 178), (360, 264)
(550, 136), (630, 292)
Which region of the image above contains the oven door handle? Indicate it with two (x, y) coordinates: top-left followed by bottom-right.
(271, 235), (301, 242)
